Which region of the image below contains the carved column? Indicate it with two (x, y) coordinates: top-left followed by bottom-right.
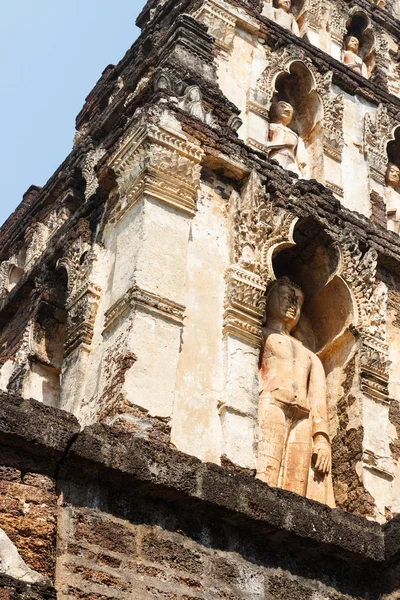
(57, 225), (101, 416)
(220, 171), (297, 468)
(97, 110), (203, 423)
(4, 268), (68, 408)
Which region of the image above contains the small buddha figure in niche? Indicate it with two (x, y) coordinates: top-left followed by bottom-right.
(257, 277), (335, 507)
(272, 0), (300, 35)
(342, 35), (369, 78)
(177, 85), (215, 126)
(267, 101), (304, 177)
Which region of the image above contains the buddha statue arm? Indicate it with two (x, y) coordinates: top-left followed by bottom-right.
(308, 353), (331, 475)
(361, 62), (369, 78)
(291, 16), (300, 36)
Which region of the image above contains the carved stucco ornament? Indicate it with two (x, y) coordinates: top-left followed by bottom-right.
(224, 170), (298, 346)
(82, 148), (107, 200)
(57, 229), (101, 356)
(24, 221), (49, 271)
(193, 0), (259, 52)
(338, 230), (390, 403)
(0, 262), (9, 301)
(364, 104), (398, 184)
(194, 0), (237, 51)
(300, 0), (347, 43)
(176, 85), (217, 127)
(108, 113), (204, 219)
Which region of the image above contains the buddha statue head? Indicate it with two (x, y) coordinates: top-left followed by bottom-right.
(344, 35), (361, 55)
(273, 0), (292, 12)
(269, 101), (294, 127)
(385, 162), (400, 190)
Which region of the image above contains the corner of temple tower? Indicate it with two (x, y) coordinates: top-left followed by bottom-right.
(3, 0), (400, 598)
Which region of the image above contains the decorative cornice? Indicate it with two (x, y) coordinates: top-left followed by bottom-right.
(103, 284), (186, 333)
(130, 285), (185, 324)
(324, 142), (342, 163)
(362, 450), (394, 480)
(326, 181), (344, 198)
(246, 138), (268, 154)
(108, 120), (204, 219)
(223, 266), (266, 347)
(246, 98), (270, 119)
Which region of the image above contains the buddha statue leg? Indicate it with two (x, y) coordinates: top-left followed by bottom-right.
(257, 399), (286, 486)
(281, 415), (312, 496)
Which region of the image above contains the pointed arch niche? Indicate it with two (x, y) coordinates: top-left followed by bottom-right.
(365, 106), (400, 230)
(246, 47), (344, 196)
(268, 216), (391, 516)
(385, 128), (400, 232)
(268, 218), (356, 511)
(343, 10), (376, 80)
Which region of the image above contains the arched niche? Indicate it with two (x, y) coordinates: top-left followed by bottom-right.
(7, 265), (25, 293)
(272, 61), (324, 180)
(0, 245), (27, 298)
(385, 127), (400, 232)
(268, 217), (358, 506)
(3, 263), (70, 410)
(386, 127), (400, 170)
(343, 10), (375, 78)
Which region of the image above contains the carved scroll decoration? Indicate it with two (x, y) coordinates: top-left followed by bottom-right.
(301, 0), (347, 43)
(24, 222), (49, 271)
(82, 148), (107, 200)
(338, 231), (389, 402)
(364, 104), (398, 184)
(108, 117), (204, 219)
(57, 225), (101, 356)
(194, 0), (236, 51)
(254, 46), (345, 161)
(224, 170), (298, 346)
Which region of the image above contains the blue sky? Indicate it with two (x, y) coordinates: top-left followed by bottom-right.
(0, 1), (143, 227)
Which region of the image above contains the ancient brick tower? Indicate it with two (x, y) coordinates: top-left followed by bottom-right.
(3, 0), (400, 598)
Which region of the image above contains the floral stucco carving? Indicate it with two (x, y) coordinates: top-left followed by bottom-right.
(224, 170), (297, 345)
(364, 104), (398, 184)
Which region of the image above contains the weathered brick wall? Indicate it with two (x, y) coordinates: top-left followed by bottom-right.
(0, 394), (80, 597)
(0, 465), (57, 579)
(3, 394), (400, 600)
(0, 575), (56, 600)
(55, 476), (381, 600)
(331, 357), (376, 517)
